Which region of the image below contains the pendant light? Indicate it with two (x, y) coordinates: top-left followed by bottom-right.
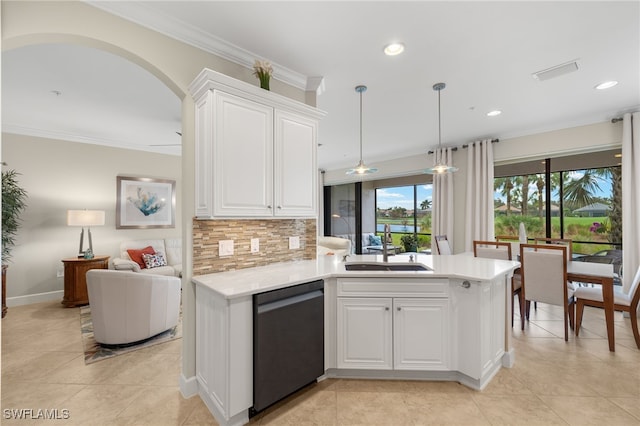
(346, 85), (378, 175)
(425, 82), (458, 174)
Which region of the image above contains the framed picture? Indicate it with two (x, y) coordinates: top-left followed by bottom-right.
(116, 176), (175, 229)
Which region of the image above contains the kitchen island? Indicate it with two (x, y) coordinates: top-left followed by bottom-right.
(192, 253), (520, 426)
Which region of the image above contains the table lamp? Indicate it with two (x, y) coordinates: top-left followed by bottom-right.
(67, 210), (105, 258)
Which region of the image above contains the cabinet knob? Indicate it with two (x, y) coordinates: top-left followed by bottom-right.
(267, 205), (272, 209)
(397, 307), (401, 311)
(277, 205), (282, 209)
(385, 307), (390, 311)
(462, 280), (471, 289)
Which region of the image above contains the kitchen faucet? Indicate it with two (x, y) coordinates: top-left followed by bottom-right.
(383, 224), (391, 262)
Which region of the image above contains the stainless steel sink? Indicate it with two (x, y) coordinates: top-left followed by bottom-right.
(344, 262), (431, 271)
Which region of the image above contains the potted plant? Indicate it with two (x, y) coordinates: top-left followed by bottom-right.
(2, 169), (28, 318)
(400, 234), (418, 253)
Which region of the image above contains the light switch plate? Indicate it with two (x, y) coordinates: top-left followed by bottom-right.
(250, 238), (260, 253)
(289, 236), (300, 250)
(219, 240), (234, 256)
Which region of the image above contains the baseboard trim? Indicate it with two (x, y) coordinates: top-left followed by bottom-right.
(7, 290), (64, 307)
(180, 374), (198, 398)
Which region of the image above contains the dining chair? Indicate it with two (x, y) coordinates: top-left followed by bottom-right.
(473, 240), (523, 328)
(495, 235), (519, 242)
(520, 243), (575, 341)
(533, 237), (573, 258)
(575, 265), (640, 349)
(435, 235), (451, 255)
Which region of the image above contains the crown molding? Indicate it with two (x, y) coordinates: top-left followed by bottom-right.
(3, 124), (181, 156)
(86, 1), (324, 93)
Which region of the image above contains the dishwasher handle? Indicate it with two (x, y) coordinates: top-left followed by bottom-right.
(257, 290), (324, 314)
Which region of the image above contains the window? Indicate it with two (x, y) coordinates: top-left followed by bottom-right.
(375, 184), (433, 253)
(494, 150), (622, 256)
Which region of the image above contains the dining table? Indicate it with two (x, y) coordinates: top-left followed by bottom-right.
(567, 260), (616, 351)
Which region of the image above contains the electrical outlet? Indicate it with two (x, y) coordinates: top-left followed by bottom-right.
(251, 238), (260, 253)
(289, 236), (300, 250)
(219, 240), (234, 256)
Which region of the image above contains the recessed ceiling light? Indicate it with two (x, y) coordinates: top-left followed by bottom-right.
(595, 81), (618, 90)
(487, 110), (502, 117)
(383, 42), (405, 56)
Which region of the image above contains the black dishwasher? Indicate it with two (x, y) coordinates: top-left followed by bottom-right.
(251, 279), (324, 416)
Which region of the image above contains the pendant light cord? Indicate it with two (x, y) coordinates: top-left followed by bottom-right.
(359, 86), (364, 162)
(437, 87), (442, 150)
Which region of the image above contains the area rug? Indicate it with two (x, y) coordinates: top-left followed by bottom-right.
(80, 306), (182, 364)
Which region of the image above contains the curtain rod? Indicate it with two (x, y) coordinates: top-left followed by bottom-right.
(611, 117), (623, 123)
(428, 138), (499, 154)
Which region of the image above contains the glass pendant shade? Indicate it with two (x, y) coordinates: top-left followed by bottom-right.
(346, 160), (378, 175)
(425, 82), (457, 175)
(346, 85), (377, 175)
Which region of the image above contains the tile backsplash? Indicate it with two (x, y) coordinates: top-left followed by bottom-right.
(192, 218), (316, 275)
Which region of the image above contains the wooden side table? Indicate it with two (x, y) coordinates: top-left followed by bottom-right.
(61, 256), (109, 307)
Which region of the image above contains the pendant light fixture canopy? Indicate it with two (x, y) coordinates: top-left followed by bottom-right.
(425, 82), (458, 174)
(346, 85), (378, 175)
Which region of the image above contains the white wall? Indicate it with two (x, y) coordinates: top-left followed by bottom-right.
(2, 134), (181, 304)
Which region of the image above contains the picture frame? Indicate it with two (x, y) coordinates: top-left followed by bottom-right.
(116, 176), (175, 229)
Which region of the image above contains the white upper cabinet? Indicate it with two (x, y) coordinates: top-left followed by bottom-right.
(213, 92), (274, 216)
(190, 68), (325, 218)
(274, 110), (318, 216)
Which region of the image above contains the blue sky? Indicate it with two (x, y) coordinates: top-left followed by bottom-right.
(376, 185), (432, 210)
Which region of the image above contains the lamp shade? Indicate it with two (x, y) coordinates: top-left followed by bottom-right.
(67, 210), (105, 227)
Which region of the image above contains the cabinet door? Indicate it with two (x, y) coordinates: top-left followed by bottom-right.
(337, 297), (392, 370)
(274, 110), (317, 216)
(394, 298), (449, 370)
(213, 91), (274, 216)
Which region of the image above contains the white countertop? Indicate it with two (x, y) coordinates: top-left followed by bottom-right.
(192, 253), (520, 299)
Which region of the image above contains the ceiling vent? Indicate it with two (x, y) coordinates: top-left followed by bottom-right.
(532, 60), (579, 81)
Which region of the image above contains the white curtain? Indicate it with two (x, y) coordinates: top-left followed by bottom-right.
(464, 139), (495, 251)
(431, 147), (455, 254)
(621, 112), (639, 293)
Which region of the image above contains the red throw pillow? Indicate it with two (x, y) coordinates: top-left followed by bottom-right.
(127, 246), (155, 269)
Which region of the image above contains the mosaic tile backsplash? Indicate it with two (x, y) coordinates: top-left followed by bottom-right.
(192, 218), (317, 275)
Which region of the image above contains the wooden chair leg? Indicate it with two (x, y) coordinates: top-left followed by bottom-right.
(575, 300), (585, 336)
(519, 291), (525, 330)
(630, 307), (640, 349)
(568, 300), (575, 330)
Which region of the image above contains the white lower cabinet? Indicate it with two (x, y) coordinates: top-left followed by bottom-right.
(393, 298), (449, 370)
(337, 297), (393, 369)
(337, 296), (449, 371)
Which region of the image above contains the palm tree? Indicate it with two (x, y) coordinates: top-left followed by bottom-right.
(608, 167), (622, 246)
(494, 177), (515, 216)
(563, 169), (602, 210)
(420, 199), (431, 210)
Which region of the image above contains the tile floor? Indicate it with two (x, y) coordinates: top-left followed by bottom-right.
(1, 300), (639, 425)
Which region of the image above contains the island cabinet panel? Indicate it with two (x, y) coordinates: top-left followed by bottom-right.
(195, 286), (252, 424)
(337, 297), (393, 369)
(393, 298), (449, 370)
(451, 277), (505, 380)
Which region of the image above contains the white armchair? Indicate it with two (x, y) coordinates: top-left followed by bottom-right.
(86, 270), (181, 345)
(317, 236), (352, 258)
